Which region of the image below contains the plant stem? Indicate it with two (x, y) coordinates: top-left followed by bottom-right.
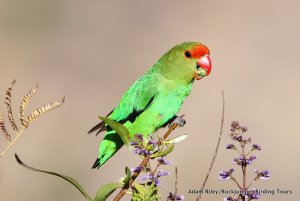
(196, 91), (225, 201)
(235, 149), (242, 155)
(175, 165), (178, 197)
(243, 166), (246, 189)
(152, 162), (160, 175)
(246, 177), (257, 190)
(245, 150), (252, 157)
(231, 177), (242, 190)
(241, 142), (247, 201)
(0, 128), (24, 157)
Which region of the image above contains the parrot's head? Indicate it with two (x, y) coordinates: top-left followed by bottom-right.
(156, 42), (211, 84)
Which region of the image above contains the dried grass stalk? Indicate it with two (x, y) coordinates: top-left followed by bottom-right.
(5, 80), (18, 132)
(0, 112), (11, 141)
(1, 81), (64, 158)
(19, 84), (38, 127)
(26, 97), (65, 124)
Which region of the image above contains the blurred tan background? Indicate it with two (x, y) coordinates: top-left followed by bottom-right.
(0, 0), (299, 200)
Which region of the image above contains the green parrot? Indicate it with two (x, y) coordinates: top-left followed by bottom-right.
(89, 42), (212, 169)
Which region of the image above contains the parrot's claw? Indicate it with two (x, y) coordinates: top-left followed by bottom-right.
(169, 116), (186, 128)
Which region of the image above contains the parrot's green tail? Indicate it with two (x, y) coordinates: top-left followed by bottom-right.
(92, 130), (124, 169)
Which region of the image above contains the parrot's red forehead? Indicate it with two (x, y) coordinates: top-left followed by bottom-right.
(189, 44), (210, 59)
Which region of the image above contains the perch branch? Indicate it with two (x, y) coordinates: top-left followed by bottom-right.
(113, 117), (182, 201)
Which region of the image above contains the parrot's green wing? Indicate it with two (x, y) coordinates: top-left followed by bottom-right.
(110, 75), (158, 124)
(88, 73), (159, 135)
(90, 73), (161, 168)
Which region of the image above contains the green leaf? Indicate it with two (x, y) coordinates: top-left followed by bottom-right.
(123, 166), (131, 186)
(150, 144), (174, 158)
(15, 153), (92, 201)
(132, 183), (161, 201)
(93, 183), (122, 201)
(134, 183), (147, 195)
(163, 134), (188, 144)
(99, 116), (130, 147)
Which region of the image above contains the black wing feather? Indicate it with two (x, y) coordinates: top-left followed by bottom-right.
(88, 95), (156, 135)
(87, 109), (114, 135)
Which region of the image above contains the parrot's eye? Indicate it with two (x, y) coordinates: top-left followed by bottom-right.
(184, 51), (191, 58)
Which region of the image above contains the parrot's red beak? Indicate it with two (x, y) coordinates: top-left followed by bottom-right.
(194, 55), (212, 80)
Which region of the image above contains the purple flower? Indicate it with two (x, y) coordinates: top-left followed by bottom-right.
(226, 144), (236, 150)
(246, 189), (260, 200)
(134, 148), (147, 155)
(252, 144), (262, 151)
(141, 173), (162, 186)
(230, 121), (247, 132)
(218, 168), (234, 181)
(244, 137), (252, 144)
(232, 156), (246, 166)
(133, 146), (154, 156)
(153, 177), (160, 186)
(158, 157), (172, 165)
(254, 169), (271, 180)
(130, 141), (138, 146)
(233, 135), (243, 142)
(167, 192), (174, 199)
(147, 140), (156, 145)
(176, 194), (184, 200)
(130, 166), (143, 173)
(223, 197), (239, 201)
(157, 170), (170, 177)
(223, 197), (232, 201)
(241, 126), (248, 132)
(231, 121), (240, 129)
(141, 173), (154, 181)
(131, 135), (159, 157)
(233, 156), (256, 166)
(168, 192), (185, 200)
(248, 155), (257, 165)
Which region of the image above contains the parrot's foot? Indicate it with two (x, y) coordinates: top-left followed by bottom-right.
(169, 116), (186, 128)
